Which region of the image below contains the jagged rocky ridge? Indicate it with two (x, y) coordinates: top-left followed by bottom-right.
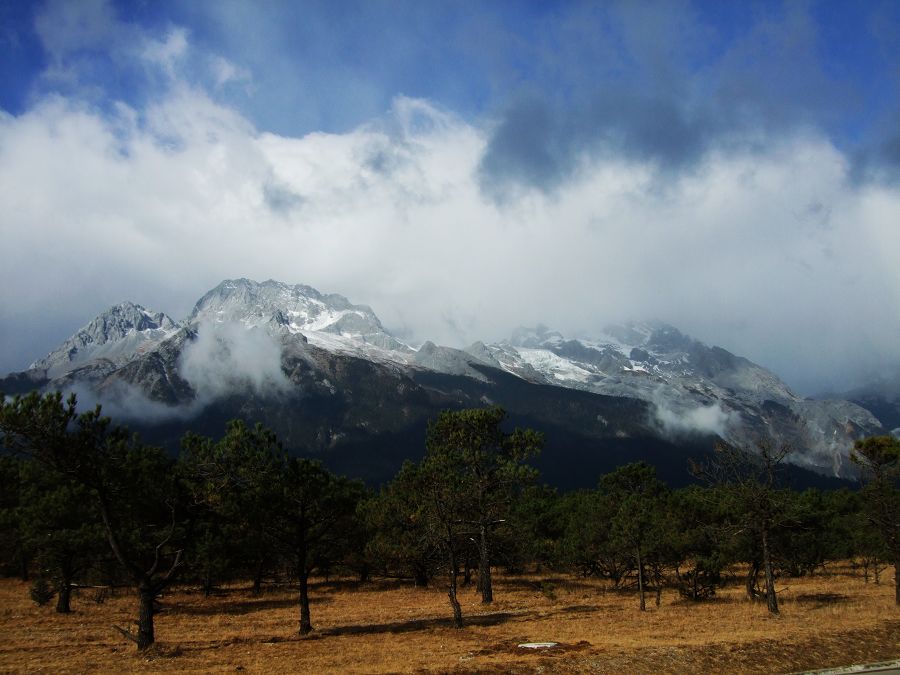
(2, 279), (885, 481)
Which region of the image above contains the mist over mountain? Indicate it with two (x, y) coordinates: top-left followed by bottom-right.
(3, 1), (900, 432)
(817, 364), (900, 436)
(2, 278), (887, 487)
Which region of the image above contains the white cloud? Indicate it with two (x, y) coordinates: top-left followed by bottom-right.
(179, 322), (290, 402)
(210, 55), (251, 89)
(651, 394), (737, 439)
(141, 28), (189, 79)
(1, 69), (899, 394)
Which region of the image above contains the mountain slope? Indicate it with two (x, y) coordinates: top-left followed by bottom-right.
(823, 366), (900, 434)
(1, 279), (884, 481)
(29, 302), (180, 379)
(469, 323), (881, 476)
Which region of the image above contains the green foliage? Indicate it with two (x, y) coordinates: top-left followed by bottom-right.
(273, 455), (366, 634)
(600, 462), (670, 608)
(600, 462), (669, 553)
(29, 577), (55, 606)
(540, 580), (557, 600)
(180, 419), (366, 632)
(500, 484), (560, 572)
(0, 455), (29, 578)
(1, 388), (892, 629)
(361, 460), (437, 584)
(16, 459), (107, 611)
(422, 406), (543, 604)
(556, 489), (624, 581)
(669, 486), (728, 601)
(852, 436), (900, 472)
(424, 407), (543, 500)
(851, 435), (900, 604)
(0, 391), (187, 647)
(180, 420), (286, 592)
(273, 455), (366, 575)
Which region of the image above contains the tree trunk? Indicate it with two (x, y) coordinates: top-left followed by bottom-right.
(202, 570), (213, 598)
(252, 558), (265, 595)
(55, 560), (74, 613)
(136, 581), (156, 650)
(448, 549), (463, 628)
(637, 548), (646, 611)
(413, 564), (429, 587)
(895, 557), (900, 606)
(56, 577), (72, 614)
(19, 552), (29, 582)
(298, 570), (312, 635)
(762, 527), (779, 615)
(479, 523), (493, 604)
(746, 561), (761, 601)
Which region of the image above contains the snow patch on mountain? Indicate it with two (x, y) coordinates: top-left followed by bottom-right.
(190, 278), (412, 356)
(515, 348), (595, 384)
(30, 301), (180, 378)
(5, 280), (886, 478)
(475, 322), (883, 473)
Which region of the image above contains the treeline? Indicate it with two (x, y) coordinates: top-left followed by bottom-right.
(0, 392), (897, 651)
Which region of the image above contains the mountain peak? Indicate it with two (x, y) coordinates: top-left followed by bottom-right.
(190, 278), (388, 338)
(508, 325), (565, 348)
(6, 281), (886, 479)
(30, 301), (179, 376)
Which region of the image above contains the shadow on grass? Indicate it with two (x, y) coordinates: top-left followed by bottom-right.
(313, 578), (424, 594)
(176, 611), (534, 653)
(793, 592), (849, 605)
(172, 595), (333, 616)
(552, 604), (602, 613)
(496, 577), (600, 594)
(314, 603), (612, 638)
(313, 611), (522, 637)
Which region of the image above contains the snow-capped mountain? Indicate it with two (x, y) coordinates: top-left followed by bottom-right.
(191, 278), (412, 358)
(30, 302), (180, 378)
(464, 324), (879, 476)
(3, 279), (885, 481)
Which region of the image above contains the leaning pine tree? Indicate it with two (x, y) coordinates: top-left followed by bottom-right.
(0, 392), (187, 650)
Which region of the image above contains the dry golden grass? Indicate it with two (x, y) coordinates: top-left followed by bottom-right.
(0, 563), (897, 674)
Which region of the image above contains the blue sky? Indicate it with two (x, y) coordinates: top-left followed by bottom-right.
(4, 1), (899, 152)
(1, 0), (899, 393)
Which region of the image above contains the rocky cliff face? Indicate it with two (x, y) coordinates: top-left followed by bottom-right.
(29, 302), (180, 379)
(1, 279), (885, 480)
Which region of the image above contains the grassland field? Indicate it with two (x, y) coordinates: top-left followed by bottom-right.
(0, 562), (897, 674)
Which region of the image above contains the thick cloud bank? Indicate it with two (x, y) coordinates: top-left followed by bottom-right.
(2, 88), (898, 395)
(1, 5), (900, 395)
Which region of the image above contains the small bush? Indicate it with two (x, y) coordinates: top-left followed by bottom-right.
(93, 587), (109, 604)
(676, 562), (723, 601)
(30, 578), (55, 606)
(540, 581), (557, 601)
